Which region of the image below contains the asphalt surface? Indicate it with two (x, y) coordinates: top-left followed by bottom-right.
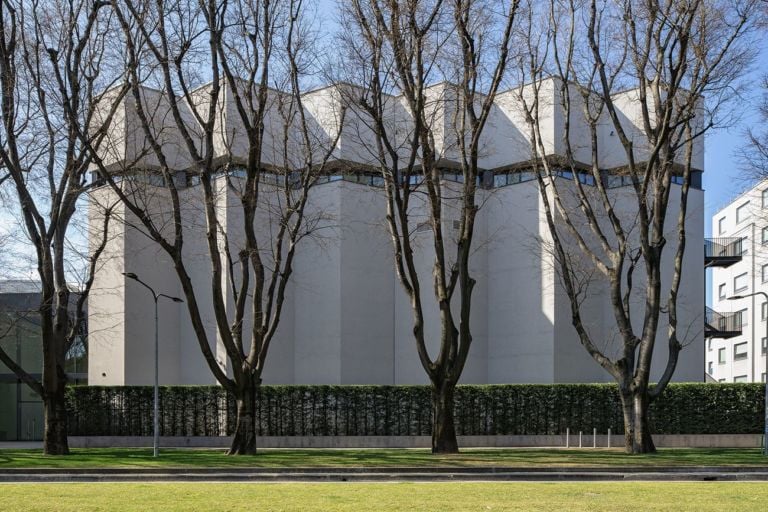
(1, 466), (767, 482)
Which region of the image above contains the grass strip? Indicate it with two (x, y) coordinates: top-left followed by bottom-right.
(1, 482), (767, 512)
(1, 447), (766, 469)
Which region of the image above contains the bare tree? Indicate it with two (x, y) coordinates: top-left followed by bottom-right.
(734, 0), (768, 181)
(81, 0), (341, 455)
(742, 74), (768, 177)
(0, 0), (121, 454)
(337, 0), (520, 453)
(517, 0), (759, 453)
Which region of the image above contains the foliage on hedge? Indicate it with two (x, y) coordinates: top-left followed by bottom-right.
(66, 383), (765, 437)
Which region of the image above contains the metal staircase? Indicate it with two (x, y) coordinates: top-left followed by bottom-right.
(704, 238), (743, 268)
(704, 306), (742, 339)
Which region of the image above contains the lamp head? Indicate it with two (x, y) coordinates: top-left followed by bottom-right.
(728, 295), (744, 300)
(122, 272), (138, 280)
(171, 297), (184, 303)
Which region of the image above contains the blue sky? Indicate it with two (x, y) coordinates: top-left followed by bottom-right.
(701, 44), (767, 305)
(703, 48), (768, 235)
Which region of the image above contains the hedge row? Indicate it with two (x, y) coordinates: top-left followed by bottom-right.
(66, 383), (766, 437)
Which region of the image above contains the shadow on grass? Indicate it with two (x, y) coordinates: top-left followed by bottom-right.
(0, 447), (765, 469)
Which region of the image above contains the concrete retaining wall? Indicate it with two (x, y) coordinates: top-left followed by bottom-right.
(68, 434), (765, 449)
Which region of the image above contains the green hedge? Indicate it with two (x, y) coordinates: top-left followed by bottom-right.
(66, 383), (765, 437)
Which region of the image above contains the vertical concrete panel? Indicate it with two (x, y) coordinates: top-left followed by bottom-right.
(339, 184), (395, 384)
(292, 183), (342, 384)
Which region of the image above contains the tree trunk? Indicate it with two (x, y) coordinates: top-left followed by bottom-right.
(632, 392), (656, 453)
(228, 378), (258, 455)
(619, 388), (656, 454)
(431, 380), (459, 454)
(42, 389), (69, 456)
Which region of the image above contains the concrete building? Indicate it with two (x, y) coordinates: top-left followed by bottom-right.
(87, 79), (706, 387)
(707, 182), (768, 383)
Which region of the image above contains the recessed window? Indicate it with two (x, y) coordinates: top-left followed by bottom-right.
(763, 265), (768, 283)
(719, 217), (726, 234)
(732, 237), (743, 256)
(734, 342), (749, 361)
(734, 272), (748, 293)
(734, 375), (748, 383)
(708, 339), (713, 351)
(763, 302), (768, 320)
(708, 361), (714, 374)
(736, 202), (750, 224)
(763, 373), (767, 383)
(763, 227), (768, 244)
(738, 237), (748, 256)
(718, 347), (726, 364)
(763, 337), (767, 355)
(718, 283), (726, 299)
(736, 308), (748, 327)
(762, 189), (768, 208)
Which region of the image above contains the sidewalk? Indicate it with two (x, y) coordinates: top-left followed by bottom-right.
(2, 466), (768, 482)
(0, 442), (42, 450)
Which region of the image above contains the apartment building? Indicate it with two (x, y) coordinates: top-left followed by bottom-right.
(708, 182), (768, 383)
(87, 78), (706, 387)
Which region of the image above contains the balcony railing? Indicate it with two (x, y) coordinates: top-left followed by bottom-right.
(704, 238), (743, 268)
(704, 306), (743, 339)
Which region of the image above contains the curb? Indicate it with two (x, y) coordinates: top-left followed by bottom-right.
(2, 467), (768, 483)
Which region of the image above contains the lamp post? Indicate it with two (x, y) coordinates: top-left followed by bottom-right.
(122, 272), (183, 457)
(728, 292), (768, 456)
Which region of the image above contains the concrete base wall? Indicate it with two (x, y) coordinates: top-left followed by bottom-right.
(69, 434), (765, 449)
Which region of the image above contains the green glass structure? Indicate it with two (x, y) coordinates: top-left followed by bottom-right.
(0, 281), (87, 441)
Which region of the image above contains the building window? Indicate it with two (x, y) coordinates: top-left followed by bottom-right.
(763, 189), (768, 208)
(763, 373), (767, 383)
(718, 347), (726, 364)
(736, 202), (750, 224)
(734, 375), (748, 383)
(734, 342), (749, 361)
(739, 237), (748, 256)
(719, 283), (726, 299)
(719, 217), (726, 234)
(708, 361), (714, 374)
(763, 227), (768, 245)
(736, 308), (748, 327)
(763, 265), (768, 283)
(732, 237), (743, 256)
(763, 337), (767, 355)
(763, 302), (768, 320)
(707, 339), (712, 351)
(734, 272), (748, 293)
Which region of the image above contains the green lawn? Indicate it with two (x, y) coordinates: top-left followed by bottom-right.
(0, 447), (766, 469)
(0, 482), (766, 511)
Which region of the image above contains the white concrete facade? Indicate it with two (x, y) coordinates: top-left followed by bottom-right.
(709, 182), (768, 383)
(87, 79), (705, 386)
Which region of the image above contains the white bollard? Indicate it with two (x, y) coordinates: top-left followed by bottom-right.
(579, 431), (583, 448)
(566, 427), (570, 448)
(608, 428), (612, 448)
(593, 428), (597, 448)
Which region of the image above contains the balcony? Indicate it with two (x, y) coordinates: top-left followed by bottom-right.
(704, 307), (743, 339)
(705, 238), (743, 268)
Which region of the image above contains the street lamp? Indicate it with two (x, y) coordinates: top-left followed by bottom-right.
(122, 272), (183, 457)
(728, 292), (768, 456)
